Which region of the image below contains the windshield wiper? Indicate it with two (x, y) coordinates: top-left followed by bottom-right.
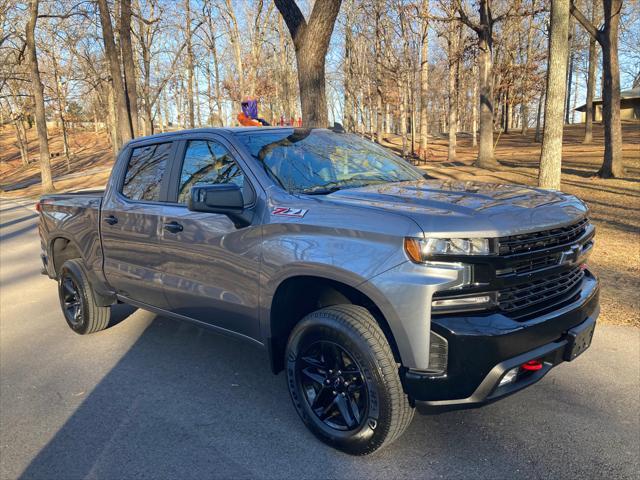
(298, 185), (344, 195)
(298, 178), (392, 196)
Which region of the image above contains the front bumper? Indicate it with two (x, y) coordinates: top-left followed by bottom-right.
(402, 271), (599, 412)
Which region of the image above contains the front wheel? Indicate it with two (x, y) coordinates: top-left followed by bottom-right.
(285, 305), (414, 455)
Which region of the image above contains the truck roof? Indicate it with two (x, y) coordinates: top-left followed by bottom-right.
(123, 126), (303, 147)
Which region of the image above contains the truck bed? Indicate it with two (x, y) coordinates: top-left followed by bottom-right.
(38, 191), (105, 281)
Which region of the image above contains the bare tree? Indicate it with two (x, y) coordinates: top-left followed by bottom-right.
(583, 0), (599, 144)
(25, 0), (54, 192)
(456, 0), (500, 168)
(120, 0), (139, 136)
(274, 0), (342, 128)
(185, 0), (195, 128)
(445, 18), (462, 162)
(520, 0), (537, 135)
(418, 0), (429, 159)
(97, 0), (133, 148)
(539, 0), (571, 190)
(571, 0), (624, 177)
(343, 2), (355, 131)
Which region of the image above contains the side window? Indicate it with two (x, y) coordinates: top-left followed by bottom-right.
(122, 143), (171, 201)
(177, 140), (245, 204)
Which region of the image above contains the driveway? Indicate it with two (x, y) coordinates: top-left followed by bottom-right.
(1, 198), (638, 479)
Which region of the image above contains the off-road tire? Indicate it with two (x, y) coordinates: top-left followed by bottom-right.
(58, 259), (110, 334)
(286, 304), (414, 455)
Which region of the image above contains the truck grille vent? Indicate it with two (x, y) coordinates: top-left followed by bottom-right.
(497, 253), (560, 276)
(498, 218), (589, 255)
(498, 266), (585, 318)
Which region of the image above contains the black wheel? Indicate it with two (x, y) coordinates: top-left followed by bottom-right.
(286, 305), (414, 455)
(58, 259), (110, 334)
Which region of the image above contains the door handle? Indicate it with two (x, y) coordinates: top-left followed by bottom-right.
(163, 221), (183, 234)
(104, 215), (118, 225)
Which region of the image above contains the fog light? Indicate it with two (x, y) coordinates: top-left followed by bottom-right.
(498, 367), (519, 387)
(431, 293), (496, 313)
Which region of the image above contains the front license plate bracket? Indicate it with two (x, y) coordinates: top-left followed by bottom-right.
(564, 317), (596, 361)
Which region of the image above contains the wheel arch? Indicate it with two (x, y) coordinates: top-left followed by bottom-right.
(49, 234), (115, 307)
(49, 235), (83, 277)
(266, 274), (403, 374)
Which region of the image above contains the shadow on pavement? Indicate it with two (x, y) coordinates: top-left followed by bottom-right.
(18, 311), (638, 480)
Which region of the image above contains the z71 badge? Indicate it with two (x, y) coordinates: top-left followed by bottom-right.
(271, 207), (308, 218)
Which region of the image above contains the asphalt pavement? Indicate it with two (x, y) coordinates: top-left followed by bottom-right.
(1, 198), (638, 479)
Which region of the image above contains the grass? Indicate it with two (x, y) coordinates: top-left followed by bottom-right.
(1, 122), (639, 327)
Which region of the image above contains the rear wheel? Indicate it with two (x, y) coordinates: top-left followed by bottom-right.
(58, 259), (110, 334)
(285, 305), (414, 455)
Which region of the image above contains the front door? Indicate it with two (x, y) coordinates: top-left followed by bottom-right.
(101, 141), (175, 309)
(159, 137), (262, 340)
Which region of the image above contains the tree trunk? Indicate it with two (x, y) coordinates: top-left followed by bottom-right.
(535, 91), (545, 142)
(472, 61), (478, 147)
(51, 53), (71, 171)
(400, 88), (408, 158)
(211, 31), (224, 126)
(521, 0), (536, 135)
(137, 0), (152, 135)
(184, 0), (195, 128)
(107, 85), (119, 156)
(97, 0), (132, 148)
(447, 23), (458, 162)
(564, 20), (575, 124)
(410, 87), (416, 157)
(13, 118), (29, 167)
(374, 3), (384, 142)
(418, 0), (429, 159)
(93, 106), (99, 134)
(476, 32), (496, 167)
(385, 103), (391, 134)
(584, 25), (596, 143)
(275, 0), (342, 128)
(224, 0), (244, 111)
(25, 0), (54, 192)
(571, 0), (624, 177)
(598, 0), (623, 177)
(343, 13), (355, 131)
(120, 0), (139, 136)
(503, 90), (510, 133)
(539, 0), (571, 190)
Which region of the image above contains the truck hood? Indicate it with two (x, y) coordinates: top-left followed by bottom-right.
(325, 180), (589, 237)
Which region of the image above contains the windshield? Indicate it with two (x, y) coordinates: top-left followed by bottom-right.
(236, 129), (425, 194)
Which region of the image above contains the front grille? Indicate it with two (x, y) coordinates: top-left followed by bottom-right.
(497, 253), (560, 276)
(498, 218), (589, 255)
(498, 266), (585, 317)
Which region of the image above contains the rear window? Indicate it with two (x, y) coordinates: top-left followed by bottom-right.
(122, 143), (171, 201)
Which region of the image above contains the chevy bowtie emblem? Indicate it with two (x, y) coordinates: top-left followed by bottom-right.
(559, 245), (581, 265)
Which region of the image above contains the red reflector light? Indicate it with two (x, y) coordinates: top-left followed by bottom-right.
(521, 360), (543, 371)
(35, 202), (42, 212)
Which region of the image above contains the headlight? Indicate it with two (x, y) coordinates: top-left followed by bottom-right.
(404, 237), (491, 262)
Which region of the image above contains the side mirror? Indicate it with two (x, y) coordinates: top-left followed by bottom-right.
(188, 184), (252, 228)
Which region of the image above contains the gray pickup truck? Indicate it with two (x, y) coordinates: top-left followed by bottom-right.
(38, 127), (599, 455)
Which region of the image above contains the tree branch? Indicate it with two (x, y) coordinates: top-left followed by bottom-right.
(453, 0), (482, 34)
(570, 1), (601, 43)
(273, 0), (307, 48)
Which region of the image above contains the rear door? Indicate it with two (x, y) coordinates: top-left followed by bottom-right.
(101, 140), (176, 309)
(158, 134), (262, 340)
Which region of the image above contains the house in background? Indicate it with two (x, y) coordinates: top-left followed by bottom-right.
(575, 87), (640, 122)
